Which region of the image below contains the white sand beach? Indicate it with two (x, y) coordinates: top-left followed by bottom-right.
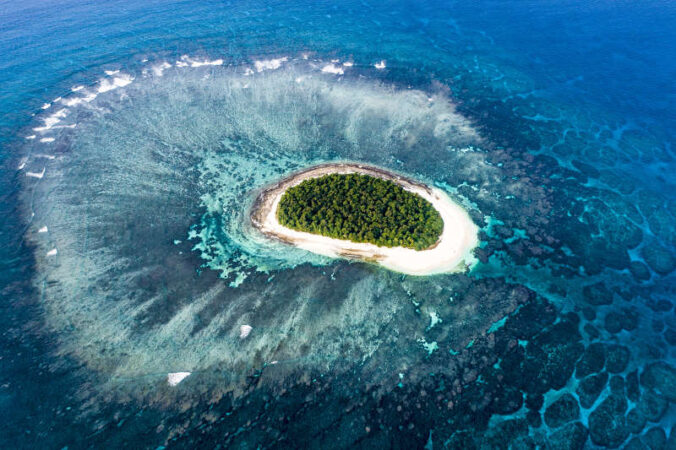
(251, 163), (478, 276)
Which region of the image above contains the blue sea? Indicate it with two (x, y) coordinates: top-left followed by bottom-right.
(1, 1), (674, 448)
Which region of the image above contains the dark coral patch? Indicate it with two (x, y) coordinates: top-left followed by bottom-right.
(544, 393), (580, 428)
(641, 362), (676, 402)
(588, 394), (629, 447)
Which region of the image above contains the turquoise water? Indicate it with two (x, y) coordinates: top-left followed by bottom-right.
(1, 1), (674, 448)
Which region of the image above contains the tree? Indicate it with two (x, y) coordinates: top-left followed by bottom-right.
(277, 173), (443, 250)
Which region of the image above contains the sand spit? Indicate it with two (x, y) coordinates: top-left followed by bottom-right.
(251, 163), (478, 275)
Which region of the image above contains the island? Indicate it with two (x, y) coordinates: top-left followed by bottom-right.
(251, 163), (479, 276)
(278, 172), (444, 250)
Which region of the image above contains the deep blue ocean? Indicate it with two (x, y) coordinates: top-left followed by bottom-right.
(1, 1), (675, 448)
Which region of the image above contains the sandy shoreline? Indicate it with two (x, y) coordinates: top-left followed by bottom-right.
(250, 163), (479, 276)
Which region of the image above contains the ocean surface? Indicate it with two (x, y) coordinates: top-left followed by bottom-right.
(1, 0), (675, 448)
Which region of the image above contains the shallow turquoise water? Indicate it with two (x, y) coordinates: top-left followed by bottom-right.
(1, 1), (674, 448)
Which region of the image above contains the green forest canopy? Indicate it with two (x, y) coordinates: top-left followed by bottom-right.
(277, 173), (443, 250)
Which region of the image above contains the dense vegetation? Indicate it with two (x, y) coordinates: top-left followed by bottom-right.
(277, 173), (443, 250)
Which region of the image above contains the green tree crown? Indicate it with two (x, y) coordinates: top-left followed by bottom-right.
(277, 173), (443, 250)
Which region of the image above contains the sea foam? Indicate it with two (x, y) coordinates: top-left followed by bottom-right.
(97, 73), (133, 93)
(167, 372), (191, 386)
(26, 168), (45, 178)
(254, 56), (288, 72)
(321, 63), (344, 75)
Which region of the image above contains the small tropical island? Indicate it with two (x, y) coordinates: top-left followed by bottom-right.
(277, 173), (443, 250)
(251, 163), (479, 275)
